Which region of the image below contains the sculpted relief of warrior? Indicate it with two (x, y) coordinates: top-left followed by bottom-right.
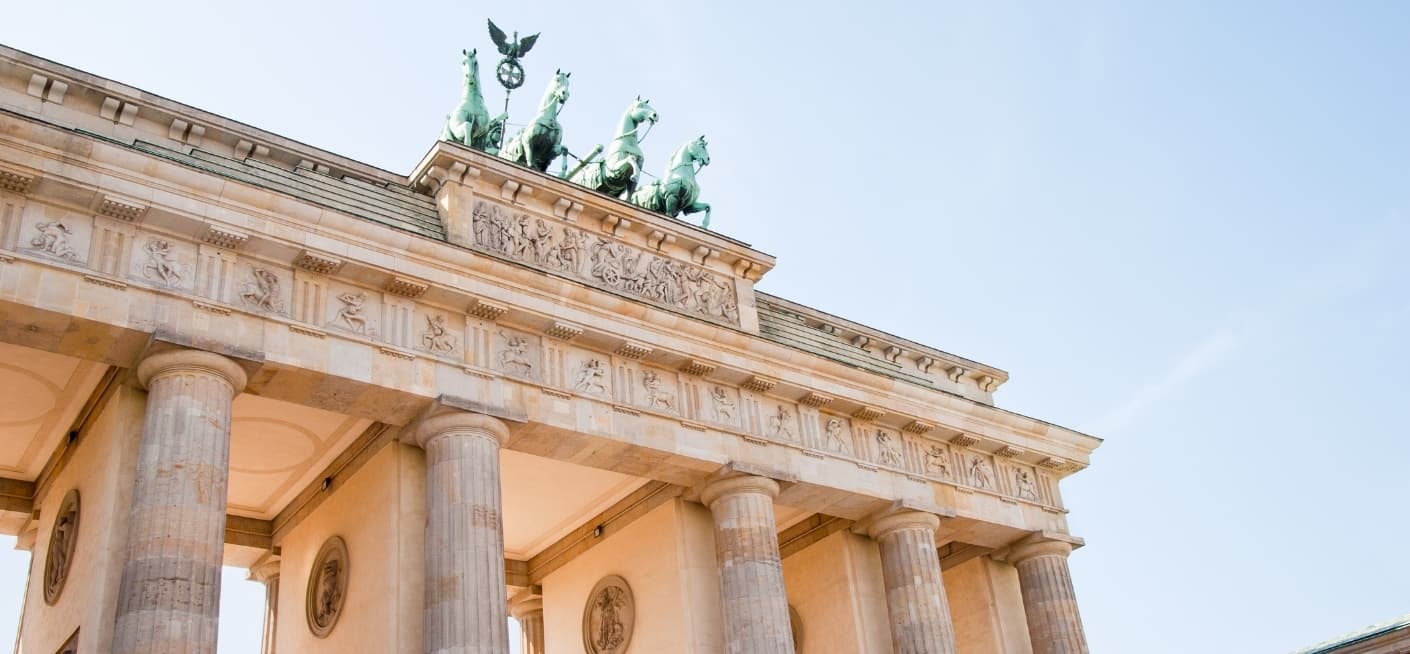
(574, 358), (608, 395)
(767, 405), (796, 441)
(239, 268), (285, 314)
(499, 333), (535, 376)
(421, 314), (457, 354)
(141, 238), (187, 287)
(332, 292), (370, 334)
(709, 386), (736, 423)
(1015, 469), (1040, 501)
(876, 430), (904, 467)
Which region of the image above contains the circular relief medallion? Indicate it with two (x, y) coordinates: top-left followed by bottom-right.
(43, 489), (80, 605)
(305, 535), (349, 638)
(582, 574), (635, 654)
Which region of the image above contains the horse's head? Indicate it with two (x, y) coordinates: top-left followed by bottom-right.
(629, 96), (659, 128)
(687, 135), (710, 167)
(550, 69), (571, 104)
(461, 49), (479, 81)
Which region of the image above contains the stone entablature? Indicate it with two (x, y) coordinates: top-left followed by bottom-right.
(0, 48), (1099, 534)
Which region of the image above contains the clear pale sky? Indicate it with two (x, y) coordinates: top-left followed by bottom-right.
(2, 2), (1407, 652)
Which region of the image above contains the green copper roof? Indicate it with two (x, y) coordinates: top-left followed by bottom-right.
(1292, 613), (1410, 653)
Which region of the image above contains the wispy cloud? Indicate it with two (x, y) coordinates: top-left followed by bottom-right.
(1093, 325), (1241, 434)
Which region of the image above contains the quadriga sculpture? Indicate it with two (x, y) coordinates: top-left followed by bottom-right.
(568, 97), (658, 199)
(441, 49), (508, 154)
(500, 69), (570, 172)
(631, 136), (712, 228)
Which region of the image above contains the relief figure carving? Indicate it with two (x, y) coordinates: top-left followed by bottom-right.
(641, 370), (676, 412)
(421, 314), (457, 354)
(472, 201), (739, 325)
(332, 292), (370, 334)
(1015, 469), (1039, 501)
(583, 575), (634, 654)
(305, 536), (349, 638)
(43, 490), (80, 605)
(573, 358), (608, 395)
(969, 455), (996, 490)
(498, 333), (535, 375)
(876, 430), (903, 467)
(29, 221), (79, 260)
(824, 418), (850, 454)
(709, 386), (735, 422)
(924, 445), (951, 478)
(239, 268), (285, 314)
(141, 238), (186, 286)
(767, 405), (796, 441)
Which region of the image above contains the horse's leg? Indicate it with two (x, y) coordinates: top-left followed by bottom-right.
(685, 202), (711, 229)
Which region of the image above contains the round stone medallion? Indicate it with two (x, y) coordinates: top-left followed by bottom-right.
(305, 535), (349, 638)
(43, 489), (80, 605)
(582, 574), (635, 654)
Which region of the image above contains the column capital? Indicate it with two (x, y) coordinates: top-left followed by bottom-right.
(508, 595), (543, 620)
(1006, 532), (1082, 565)
(699, 473), (780, 509)
(137, 349), (248, 393)
(410, 411), (511, 449)
(247, 553), (281, 584)
(867, 509), (942, 541)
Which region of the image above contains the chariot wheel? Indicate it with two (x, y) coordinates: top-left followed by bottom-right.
(496, 59), (525, 89)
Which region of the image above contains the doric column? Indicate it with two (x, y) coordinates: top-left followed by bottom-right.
(113, 349), (247, 654)
(700, 474), (795, 654)
(868, 511), (958, 654)
(509, 595), (544, 654)
(412, 412), (511, 654)
(248, 554), (281, 654)
(1008, 535), (1089, 654)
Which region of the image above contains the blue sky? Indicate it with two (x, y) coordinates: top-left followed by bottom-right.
(1, 2), (1407, 652)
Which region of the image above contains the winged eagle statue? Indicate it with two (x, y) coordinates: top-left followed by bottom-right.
(488, 20), (539, 58)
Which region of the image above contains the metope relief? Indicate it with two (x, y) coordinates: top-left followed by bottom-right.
(640, 369), (678, 414)
(305, 535), (349, 638)
(419, 313), (459, 355)
(472, 200), (739, 325)
(582, 575), (635, 654)
(968, 454), (997, 490)
(325, 286), (379, 337)
(766, 404), (798, 443)
(923, 443), (952, 479)
(237, 265), (288, 315)
(494, 329), (540, 379)
(875, 429), (905, 468)
(137, 238), (192, 289)
(708, 385), (739, 426)
(43, 489), (80, 605)
(1013, 467), (1040, 501)
(572, 357), (610, 396)
(821, 416), (852, 455)
(26, 219), (83, 263)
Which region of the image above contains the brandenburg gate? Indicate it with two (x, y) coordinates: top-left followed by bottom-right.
(0, 40), (1099, 654)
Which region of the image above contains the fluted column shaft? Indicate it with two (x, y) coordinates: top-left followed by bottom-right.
(248, 556), (281, 654)
(113, 350), (247, 654)
(701, 474), (795, 654)
(414, 413), (511, 654)
(1010, 538), (1089, 654)
(869, 511), (958, 654)
(509, 597), (544, 654)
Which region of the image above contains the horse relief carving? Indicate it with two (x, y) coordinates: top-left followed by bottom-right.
(924, 445), (951, 478)
(141, 238), (188, 287)
(471, 201), (739, 326)
(29, 221), (79, 260)
(238, 268), (285, 314)
(498, 333), (536, 376)
(641, 370), (676, 412)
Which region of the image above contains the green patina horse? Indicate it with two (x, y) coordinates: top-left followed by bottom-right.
(569, 96), (658, 199)
(500, 69), (570, 172)
(631, 136), (712, 228)
(441, 49), (507, 154)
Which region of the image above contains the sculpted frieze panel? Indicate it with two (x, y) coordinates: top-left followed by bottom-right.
(235, 262), (291, 315)
(874, 427), (905, 468)
(638, 367), (680, 415)
(706, 384), (740, 428)
(819, 414), (854, 455)
(494, 328), (541, 380)
(20, 205), (88, 264)
(324, 282), (379, 337)
(966, 453), (998, 491)
(765, 402), (799, 444)
(569, 351), (612, 398)
(133, 236), (194, 290)
(418, 311), (461, 356)
(472, 200), (739, 326)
